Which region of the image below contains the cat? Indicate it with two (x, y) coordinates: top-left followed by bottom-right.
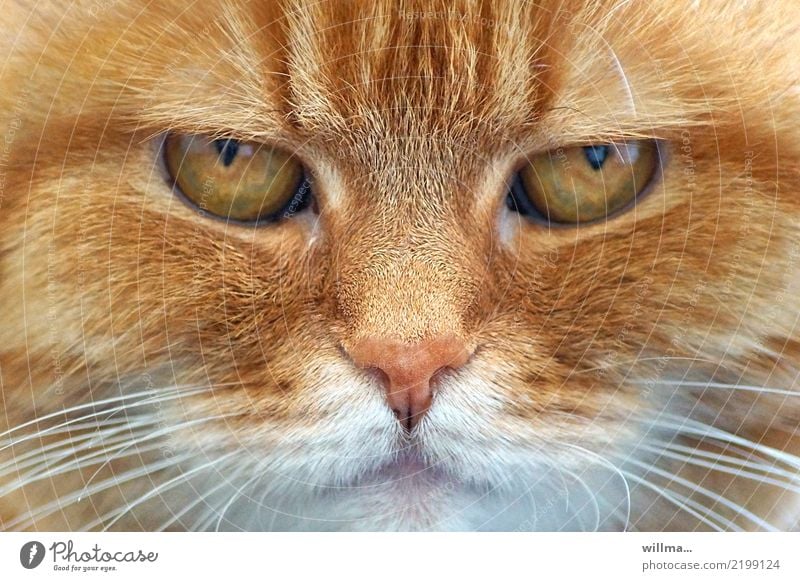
(1, 0), (799, 531)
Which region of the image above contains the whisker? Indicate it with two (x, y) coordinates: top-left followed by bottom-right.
(157, 462), (252, 531)
(80, 412), (241, 493)
(95, 450), (241, 531)
(639, 380), (800, 398)
(214, 468), (264, 532)
(0, 419), (136, 476)
(0, 423), (158, 495)
(618, 469), (737, 531)
(615, 454), (778, 531)
(646, 414), (800, 471)
(5, 451), (197, 531)
(639, 443), (800, 495)
(0, 387), (215, 452)
(561, 443), (632, 532)
(656, 441), (800, 481)
(4, 411), (242, 530)
(0, 385), (216, 441)
(575, 356), (730, 376)
(560, 467), (600, 532)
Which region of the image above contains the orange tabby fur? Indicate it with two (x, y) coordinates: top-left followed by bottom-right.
(0, 0), (799, 530)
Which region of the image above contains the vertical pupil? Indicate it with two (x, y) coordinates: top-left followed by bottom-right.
(213, 139), (240, 167)
(584, 145), (610, 170)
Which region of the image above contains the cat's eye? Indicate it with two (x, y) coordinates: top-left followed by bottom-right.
(507, 140), (660, 224)
(164, 134), (311, 223)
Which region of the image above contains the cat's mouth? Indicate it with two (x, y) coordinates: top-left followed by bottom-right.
(365, 450), (451, 486)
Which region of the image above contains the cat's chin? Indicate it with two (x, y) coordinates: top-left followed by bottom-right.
(235, 468), (625, 532)
(366, 452), (437, 482)
(209, 445), (630, 532)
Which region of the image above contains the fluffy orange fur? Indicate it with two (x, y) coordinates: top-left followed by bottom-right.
(1, 0), (799, 530)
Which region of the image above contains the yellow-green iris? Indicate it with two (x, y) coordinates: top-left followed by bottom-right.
(517, 140), (659, 224)
(164, 135), (305, 222)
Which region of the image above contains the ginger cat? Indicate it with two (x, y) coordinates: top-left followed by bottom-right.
(1, 0), (799, 531)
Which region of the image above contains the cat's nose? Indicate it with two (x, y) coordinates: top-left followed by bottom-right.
(347, 335), (472, 431)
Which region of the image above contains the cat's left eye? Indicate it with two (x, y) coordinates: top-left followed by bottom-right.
(164, 134), (311, 223)
(507, 140), (660, 224)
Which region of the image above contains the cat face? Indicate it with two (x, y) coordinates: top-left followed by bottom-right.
(1, 0), (799, 531)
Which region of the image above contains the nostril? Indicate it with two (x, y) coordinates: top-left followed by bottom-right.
(429, 364), (454, 391)
(359, 366), (417, 427)
(361, 365), (391, 392)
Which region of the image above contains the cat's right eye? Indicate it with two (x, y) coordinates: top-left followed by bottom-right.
(164, 134), (311, 223)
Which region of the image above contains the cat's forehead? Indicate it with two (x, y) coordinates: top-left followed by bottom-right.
(282, 1), (543, 149)
(26, 0), (788, 175)
(119, 0), (749, 149)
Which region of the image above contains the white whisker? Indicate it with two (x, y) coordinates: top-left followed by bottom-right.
(6, 452), (197, 531)
(560, 467), (601, 531)
(619, 469), (737, 531)
(214, 468), (264, 532)
(657, 441), (800, 480)
(96, 450), (240, 531)
(616, 454), (778, 531)
(0, 385), (215, 442)
(0, 419), (137, 476)
(647, 414), (800, 471)
(641, 380), (800, 398)
(80, 412), (241, 494)
(639, 443), (800, 495)
(0, 423), (158, 495)
(0, 387), (214, 452)
(562, 443), (632, 531)
(158, 462), (252, 532)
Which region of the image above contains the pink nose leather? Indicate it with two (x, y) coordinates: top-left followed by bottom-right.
(347, 335), (472, 430)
